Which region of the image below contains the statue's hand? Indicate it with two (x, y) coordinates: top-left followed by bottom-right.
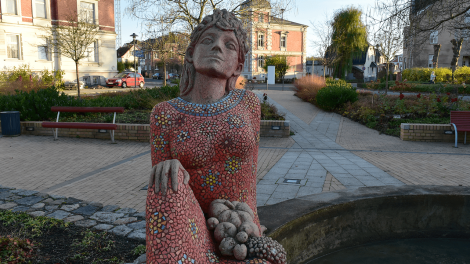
(149, 159), (190, 196)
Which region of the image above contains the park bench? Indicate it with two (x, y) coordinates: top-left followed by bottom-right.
(450, 111), (470, 148)
(42, 106), (125, 143)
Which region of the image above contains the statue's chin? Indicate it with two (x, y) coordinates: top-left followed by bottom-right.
(195, 64), (233, 80)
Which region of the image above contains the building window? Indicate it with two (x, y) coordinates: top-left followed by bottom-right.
(259, 13), (264, 23)
(280, 35), (286, 48)
(34, 0), (46, 18)
(80, 2), (95, 23)
(38, 45), (49, 60)
(258, 33), (264, 48)
(5, 0), (17, 14)
(87, 41), (98, 62)
(154, 53), (158, 59)
(430, 30), (438, 44)
(428, 54), (434, 68)
(258, 55), (264, 68)
(7, 34), (20, 59)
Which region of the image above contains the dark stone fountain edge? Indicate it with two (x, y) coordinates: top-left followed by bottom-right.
(257, 185), (470, 264)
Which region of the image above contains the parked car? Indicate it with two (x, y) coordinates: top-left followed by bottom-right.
(168, 73), (179, 79)
(64, 80), (85, 90)
(152, 73), (161, 79)
(106, 72), (145, 88)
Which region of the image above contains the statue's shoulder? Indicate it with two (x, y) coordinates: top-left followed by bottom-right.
(241, 90), (260, 105)
(151, 100), (172, 114)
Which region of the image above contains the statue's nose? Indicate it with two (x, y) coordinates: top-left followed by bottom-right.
(211, 39), (223, 53)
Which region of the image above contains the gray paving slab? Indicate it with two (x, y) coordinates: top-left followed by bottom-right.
(274, 185), (301, 193)
(256, 185), (278, 194)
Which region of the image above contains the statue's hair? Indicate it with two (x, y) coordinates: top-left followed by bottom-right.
(179, 9), (249, 97)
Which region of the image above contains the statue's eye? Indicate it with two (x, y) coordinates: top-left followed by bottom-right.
(201, 38), (212, 45)
(226, 43), (236, 50)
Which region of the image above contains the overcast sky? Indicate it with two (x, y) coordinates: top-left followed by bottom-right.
(119, 0), (380, 56)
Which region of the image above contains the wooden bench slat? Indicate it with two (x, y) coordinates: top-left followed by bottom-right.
(50, 107), (125, 113)
(42, 122), (117, 130)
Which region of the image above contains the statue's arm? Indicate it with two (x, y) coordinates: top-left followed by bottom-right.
(149, 103), (190, 196)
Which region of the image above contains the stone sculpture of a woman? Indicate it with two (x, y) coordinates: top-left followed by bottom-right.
(146, 9), (272, 263)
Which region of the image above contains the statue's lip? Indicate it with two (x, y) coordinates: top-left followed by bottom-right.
(207, 55), (224, 61)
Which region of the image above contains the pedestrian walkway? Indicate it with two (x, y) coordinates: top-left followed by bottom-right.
(253, 91), (404, 206)
(1, 90), (469, 213)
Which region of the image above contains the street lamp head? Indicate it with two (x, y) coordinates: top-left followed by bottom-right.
(130, 33), (138, 40)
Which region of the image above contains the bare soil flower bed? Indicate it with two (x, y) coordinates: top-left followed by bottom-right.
(0, 211), (144, 264)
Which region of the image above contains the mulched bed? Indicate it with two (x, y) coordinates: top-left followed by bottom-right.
(1, 214), (144, 264)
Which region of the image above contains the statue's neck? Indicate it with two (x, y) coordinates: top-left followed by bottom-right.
(181, 74), (228, 105)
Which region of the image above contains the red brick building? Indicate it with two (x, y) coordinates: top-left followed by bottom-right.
(0, 0), (117, 84)
(241, 0), (308, 80)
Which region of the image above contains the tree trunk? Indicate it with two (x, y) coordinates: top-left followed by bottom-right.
(163, 61), (167, 86)
(75, 61), (80, 99)
(451, 38), (463, 82)
(323, 65), (326, 79)
(433, 44), (441, 68)
(385, 63), (389, 95)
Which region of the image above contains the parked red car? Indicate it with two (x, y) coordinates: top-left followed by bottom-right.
(106, 72), (145, 88)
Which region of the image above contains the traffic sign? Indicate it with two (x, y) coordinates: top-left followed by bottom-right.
(134, 50), (144, 58)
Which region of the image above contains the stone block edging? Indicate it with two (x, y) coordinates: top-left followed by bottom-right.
(0, 120), (290, 141)
(400, 123), (466, 142)
(0, 185), (146, 240)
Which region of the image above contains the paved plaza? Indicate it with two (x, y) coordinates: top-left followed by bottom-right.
(1, 90), (469, 212)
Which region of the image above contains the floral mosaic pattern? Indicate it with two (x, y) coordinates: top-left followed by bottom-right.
(177, 131), (190, 142)
(148, 212), (167, 234)
(201, 170), (221, 191)
(225, 156), (242, 174)
(155, 112), (171, 128)
(225, 113), (246, 129)
(152, 133), (168, 153)
(147, 90), (267, 263)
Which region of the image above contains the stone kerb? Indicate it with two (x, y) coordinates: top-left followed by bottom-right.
(0, 120), (290, 140)
(400, 123), (466, 142)
(0, 185), (146, 241)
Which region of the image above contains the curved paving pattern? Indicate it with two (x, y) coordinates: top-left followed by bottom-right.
(253, 91), (404, 206)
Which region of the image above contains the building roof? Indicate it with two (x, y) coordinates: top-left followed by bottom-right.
(241, 0), (271, 8)
(117, 46), (131, 58)
(269, 16), (307, 27)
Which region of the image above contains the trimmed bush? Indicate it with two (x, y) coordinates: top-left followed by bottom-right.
(454, 66), (470, 84)
(316, 82), (358, 110)
(402, 67), (452, 82)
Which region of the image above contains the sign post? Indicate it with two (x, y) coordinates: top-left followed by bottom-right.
(267, 66), (275, 90)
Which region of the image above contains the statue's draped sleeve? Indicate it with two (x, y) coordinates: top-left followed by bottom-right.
(149, 103), (172, 167)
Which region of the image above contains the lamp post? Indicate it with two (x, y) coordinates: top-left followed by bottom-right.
(130, 33), (138, 88)
(280, 8), (285, 91)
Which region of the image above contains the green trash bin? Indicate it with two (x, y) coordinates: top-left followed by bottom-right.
(0, 111), (21, 136)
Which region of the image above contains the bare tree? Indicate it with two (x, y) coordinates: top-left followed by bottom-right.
(310, 14), (335, 78)
(375, 0), (470, 64)
(372, 0), (405, 94)
(142, 20), (189, 86)
(128, 0), (296, 35)
(42, 14), (100, 98)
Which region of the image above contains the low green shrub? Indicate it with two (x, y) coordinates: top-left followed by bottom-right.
(316, 82), (358, 110)
(0, 85), (180, 121)
(402, 67), (452, 82)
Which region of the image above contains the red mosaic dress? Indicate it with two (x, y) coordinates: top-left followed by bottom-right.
(146, 89), (269, 264)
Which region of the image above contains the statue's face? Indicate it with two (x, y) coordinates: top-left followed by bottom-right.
(192, 27), (242, 79)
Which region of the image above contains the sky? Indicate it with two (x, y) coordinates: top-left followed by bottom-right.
(119, 0), (379, 57)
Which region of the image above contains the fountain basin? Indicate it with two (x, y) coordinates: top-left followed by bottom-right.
(258, 185), (470, 264)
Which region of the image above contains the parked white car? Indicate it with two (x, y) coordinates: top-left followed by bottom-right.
(64, 80), (85, 90)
